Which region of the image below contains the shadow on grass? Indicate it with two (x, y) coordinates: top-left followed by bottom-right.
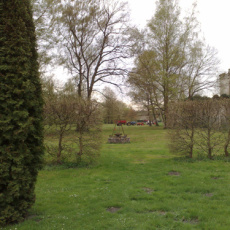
(173, 154), (230, 163)
(42, 160), (98, 170)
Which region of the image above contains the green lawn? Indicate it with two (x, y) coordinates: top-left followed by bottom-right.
(2, 125), (230, 230)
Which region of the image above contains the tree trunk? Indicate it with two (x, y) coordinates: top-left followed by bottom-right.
(189, 128), (194, 158)
(163, 94), (169, 129)
(224, 130), (230, 157)
(147, 102), (152, 126)
(151, 105), (159, 126)
(208, 148), (212, 159)
(189, 145), (193, 158)
(77, 135), (83, 164)
(207, 129), (212, 159)
(149, 98), (159, 126)
(57, 131), (64, 164)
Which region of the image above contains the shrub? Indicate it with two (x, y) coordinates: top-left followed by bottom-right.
(43, 79), (103, 165)
(75, 98), (102, 165)
(168, 99), (229, 159)
(168, 100), (197, 158)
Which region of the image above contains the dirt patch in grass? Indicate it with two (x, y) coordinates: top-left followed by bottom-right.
(133, 159), (146, 164)
(26, 214), (42, 222)
(144, 210), (167, 215)
(205, 193), (213, 197)
(183, 218), (199, 225)
(132, 154), (172, 164)
(168, 171), (180, 176)
(35, 218), (42, 223)
(26, 214), (38, 220)
(211, 177), (220, 180)
(106, 207), (121, 213)
(143, 187), (155, 194)
(157, 211), (167, 215)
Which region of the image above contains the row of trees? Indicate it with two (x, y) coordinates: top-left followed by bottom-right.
(127, 0), (219, 128)
(168, 98), (230, 159)
(102, 87), (137, 124)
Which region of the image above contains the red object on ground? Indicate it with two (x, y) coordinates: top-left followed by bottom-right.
(137, 122), (144, 126)
(116, 120), (126, 125)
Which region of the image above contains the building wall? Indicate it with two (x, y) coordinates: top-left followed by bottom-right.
(219, 70), (230, 95)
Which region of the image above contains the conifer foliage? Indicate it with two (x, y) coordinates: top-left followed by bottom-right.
(0, 0), (44, 226)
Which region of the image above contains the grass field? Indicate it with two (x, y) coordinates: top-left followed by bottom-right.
(2, 125), (230, 230)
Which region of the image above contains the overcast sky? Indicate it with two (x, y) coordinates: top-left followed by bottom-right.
(127, 0), (230, 73)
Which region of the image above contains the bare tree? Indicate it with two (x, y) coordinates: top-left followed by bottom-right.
(128, 51), (162, 126)
(52, 0), (130, 98)
(182, 43), (220, 98)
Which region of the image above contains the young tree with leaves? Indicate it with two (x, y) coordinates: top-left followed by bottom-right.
(130, 0), (219, 128)
(0, 0), (44, 225)
(128, 50), (162, 126)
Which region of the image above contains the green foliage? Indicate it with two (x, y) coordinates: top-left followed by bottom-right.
(0, 0), (44, 226)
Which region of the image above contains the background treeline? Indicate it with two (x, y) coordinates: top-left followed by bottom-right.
(101, 87), (137, 124)
(168, 97), (230, 159)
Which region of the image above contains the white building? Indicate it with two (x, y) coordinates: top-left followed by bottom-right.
(219, 69), (230, 95)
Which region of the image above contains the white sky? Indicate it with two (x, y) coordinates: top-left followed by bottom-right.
(127, 0), (230, 73)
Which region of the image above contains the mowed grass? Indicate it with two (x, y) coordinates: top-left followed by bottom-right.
(2, 125), (230, 230)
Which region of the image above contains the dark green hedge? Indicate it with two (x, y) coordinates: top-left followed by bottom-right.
(0, 0), (44, 226)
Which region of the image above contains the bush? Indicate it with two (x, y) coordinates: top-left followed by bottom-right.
(43, 79), (103, 165)
(168, 99), (230, 159)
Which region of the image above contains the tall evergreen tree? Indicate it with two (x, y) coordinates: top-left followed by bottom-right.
(0, 0), (44, 226)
